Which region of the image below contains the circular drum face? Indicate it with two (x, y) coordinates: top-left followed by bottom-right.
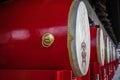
(109, 41), (113, 61)
(106, 37), (110, 63)
(68, 1), (90, 77)
(113, 46), (116, 60)
(115, 49), (118, 60)
(97, 29), (105, 66)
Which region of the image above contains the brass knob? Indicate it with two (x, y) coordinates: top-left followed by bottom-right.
(42, 33), (54, 48)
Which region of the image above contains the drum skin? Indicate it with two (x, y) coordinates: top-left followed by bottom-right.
(115, 49), (118, 60)
(112, 46), (116, 61)
(90, 27), (105, 66)
(0, 0), (91, 77)
(105, 37), (110, 63)
(109, 41), (113, 62)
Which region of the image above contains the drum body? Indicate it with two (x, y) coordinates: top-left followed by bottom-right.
(0, 0), (90, 77)
(90, 27), (105, 66)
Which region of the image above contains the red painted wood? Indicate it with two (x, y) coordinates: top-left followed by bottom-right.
(90, 62), (101, 80)
(0, 0), (73, 70)
(0, 70), (72, 80)
(90, 27), (98, 62)
(0, 0), (91, 79)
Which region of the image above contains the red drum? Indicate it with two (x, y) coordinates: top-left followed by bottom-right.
(90, 27), (105, 66)
(0, 0), (90, 77)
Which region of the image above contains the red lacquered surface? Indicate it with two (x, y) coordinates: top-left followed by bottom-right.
(0, 0), (92, 78)
(90, 62), (101, 80)
(0, 0), (72, 69)
(90, 27), (98, 62)
(0, 70), (72, 80)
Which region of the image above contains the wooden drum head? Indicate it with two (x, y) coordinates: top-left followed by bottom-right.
(97, 28), (105, 66)
(106, 37), (110, 63)
(68, 0), (90, 77)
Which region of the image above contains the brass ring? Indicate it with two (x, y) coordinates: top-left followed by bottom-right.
(42, 33), (54, 48)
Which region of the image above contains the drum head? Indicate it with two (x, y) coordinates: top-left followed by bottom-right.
(109, 41), (113, 61)
(113, 46), (116, 60)
(106, 37), (110, 63)
(68, 0), (90, 77)
(97, 28), (105, 66)
(115, 49), (117, 60)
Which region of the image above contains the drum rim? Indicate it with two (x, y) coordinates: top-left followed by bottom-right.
(96, 28), (105, 66)
(106, 37), (110, 63)
(68, 0), (90, 77)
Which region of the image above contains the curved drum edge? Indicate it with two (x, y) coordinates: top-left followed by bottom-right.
(68, 0), (90, 77)
(96, 28), (105, 66)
